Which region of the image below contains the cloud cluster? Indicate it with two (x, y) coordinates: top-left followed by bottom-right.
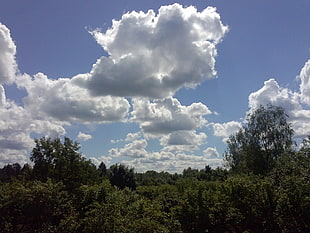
(78, 3), (228, 98)
(0, 4), (228, 170)
(131, 97), (212, 153)
(108, 137), (222, 173)
(1, 2), (309, 173)
(0, 22), (128, 165)
(108, 96), (216, 172)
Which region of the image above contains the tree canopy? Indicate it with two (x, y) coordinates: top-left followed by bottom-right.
(0, 105), (309, 232)
(30, 137), (100, 191)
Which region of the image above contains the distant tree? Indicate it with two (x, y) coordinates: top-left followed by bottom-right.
(135, 170), (180, 186)
(98, 162), (107, 177)
(20, 163), (32, 179)
(224, 105), (295, 174)
(0, 163), (21, 182)
(299, 135), (310, 157)
(109, 164), (136, 190)
(182, 167), (199, 178)
(204, 165), (212, 174)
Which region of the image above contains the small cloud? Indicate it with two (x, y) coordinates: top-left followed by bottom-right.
(125, 132), (141, 142)
(110, 139), (122, 144)
(210, 121), (241, 142)
(160, 130), (207, 152)
(203, 147), (220, 158)
(77, 132), (92, 141)
(109, 139), (148, 158)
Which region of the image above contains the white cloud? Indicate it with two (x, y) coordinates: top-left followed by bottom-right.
(17, 73), (130, 124)
(125, 132), (141, 142)
(203, 147), (220, 158)
(160, 130), (207, 152)
(248, 78), (300, 112)
(111, 132), (142, 144)
(108, 136), (222, 173)
(0, 24), (68, 164)
(210, 121), (241, 142)
(122, 151), (223, 173)
(77, 132), (92, 141)
(0, 23), (17, 84)
(0, 85), (6, 106)
(248, 74), (310, 138)
(109, 139), (148, 158)
(0, 3), (228, 170)
(0, 148), (29, 168)
(131, 97), (211, 137)
(90, 155), (113, 167)
(0, 97), (67, 165)
(0, 102), (37, 165)
(299, 59), (310, 105)
(76, 3), (228, 98)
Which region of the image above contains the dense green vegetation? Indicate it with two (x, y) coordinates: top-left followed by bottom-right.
(0, 105), (309, 232)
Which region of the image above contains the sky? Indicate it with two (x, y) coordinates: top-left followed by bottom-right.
(0, 0), (309, 173)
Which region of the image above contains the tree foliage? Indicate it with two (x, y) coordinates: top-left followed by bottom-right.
(109, 164), (136, 190)
(0, 109), (309, 233)
(0, 179), (79, 233)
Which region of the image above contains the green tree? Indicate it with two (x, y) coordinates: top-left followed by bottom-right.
(225, 105), (295, 174)
(182, 167), (199, 178)
(98, 161), (107, 177)
(0, 163), (21, 182)
(79, 181), (180, 232)
(109, 164), (136, 190)
(30, 137), (99, 191)
(271, 139), (310, 232)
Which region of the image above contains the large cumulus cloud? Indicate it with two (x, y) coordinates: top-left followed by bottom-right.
(78, 3), (228, 98)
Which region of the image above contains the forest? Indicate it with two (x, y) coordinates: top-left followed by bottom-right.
(0, 105), (309, 233)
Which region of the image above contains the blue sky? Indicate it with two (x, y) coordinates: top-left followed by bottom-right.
(0, 0), (309, 172)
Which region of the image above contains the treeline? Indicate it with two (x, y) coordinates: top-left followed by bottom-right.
(0, 105), (309, 233)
